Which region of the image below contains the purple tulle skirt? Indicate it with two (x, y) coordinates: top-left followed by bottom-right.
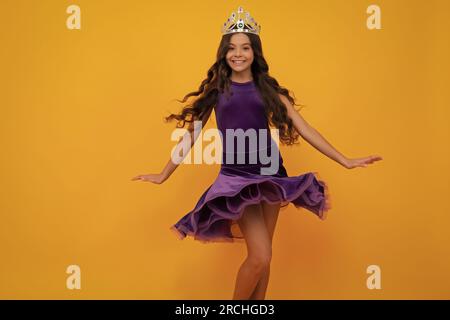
(170, 163), (332, 244)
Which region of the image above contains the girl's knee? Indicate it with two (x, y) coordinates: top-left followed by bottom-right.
(247, 251), (272, 272)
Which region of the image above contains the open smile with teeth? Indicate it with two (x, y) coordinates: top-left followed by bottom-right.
(232, 60), (246, 65)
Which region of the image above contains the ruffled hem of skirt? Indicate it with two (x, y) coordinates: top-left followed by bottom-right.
(170, 170), (332, 244)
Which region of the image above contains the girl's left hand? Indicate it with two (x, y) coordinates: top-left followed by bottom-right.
(344, 155), (383, 169)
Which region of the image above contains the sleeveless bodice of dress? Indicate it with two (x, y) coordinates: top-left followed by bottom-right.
(214, 80), (283, 171)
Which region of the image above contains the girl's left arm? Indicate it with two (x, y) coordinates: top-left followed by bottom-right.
(279, 94), (382, 169)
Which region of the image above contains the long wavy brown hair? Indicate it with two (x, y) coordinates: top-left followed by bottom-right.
(164, 32), (306, 146)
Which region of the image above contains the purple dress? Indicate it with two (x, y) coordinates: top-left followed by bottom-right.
(170, 80), (331, 243)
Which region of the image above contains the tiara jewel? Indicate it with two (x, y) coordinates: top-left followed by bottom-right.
(221, 6), (261, 35)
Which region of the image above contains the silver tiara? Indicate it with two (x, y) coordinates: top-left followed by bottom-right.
(221, 6), (261, 36)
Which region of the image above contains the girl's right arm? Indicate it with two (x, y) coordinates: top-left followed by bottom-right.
(132, 107), (214, 184)
(160, 125), (201, 182)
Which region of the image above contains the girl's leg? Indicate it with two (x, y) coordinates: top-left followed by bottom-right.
(232, 203), (272, 300)
(249, 201), (281, 300)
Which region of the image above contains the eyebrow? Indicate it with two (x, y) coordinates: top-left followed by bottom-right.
(229, 43), (251, 46)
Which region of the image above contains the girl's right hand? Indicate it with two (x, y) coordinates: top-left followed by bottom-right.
(131, 173), (167, 184)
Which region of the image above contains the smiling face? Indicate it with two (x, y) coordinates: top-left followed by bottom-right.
(226, 33), (254, 78)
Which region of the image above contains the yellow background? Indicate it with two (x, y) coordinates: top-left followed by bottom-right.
(1, 0), (449, 299)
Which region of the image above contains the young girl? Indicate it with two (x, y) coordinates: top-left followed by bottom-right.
(132, 6), (382, 300)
